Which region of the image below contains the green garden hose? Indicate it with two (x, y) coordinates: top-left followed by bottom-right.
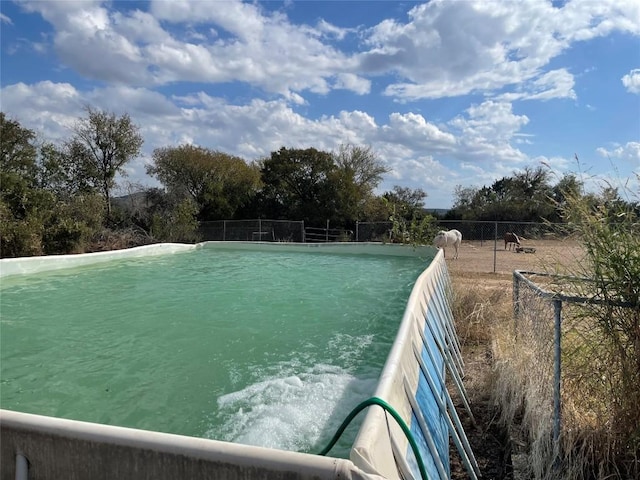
(318, 396), (429, 480)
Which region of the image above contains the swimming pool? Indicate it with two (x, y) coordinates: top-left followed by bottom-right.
(0, 243), (432, 456)
(0, 242), (478, 480)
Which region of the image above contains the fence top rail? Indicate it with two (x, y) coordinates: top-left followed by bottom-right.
(356, 220), (564, 225)
(514, 270), (636, 308)
(439, 220), (563, 226)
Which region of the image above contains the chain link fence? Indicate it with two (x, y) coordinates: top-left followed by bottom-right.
(436, 220), (563, 244)
(198, 220), (305, 242)
(509, 271), (638, 479)
(199, 220), (564, 242)
(354, 220), (564, 243)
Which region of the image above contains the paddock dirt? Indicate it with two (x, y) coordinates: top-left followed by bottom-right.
(446, 239), (584, 480)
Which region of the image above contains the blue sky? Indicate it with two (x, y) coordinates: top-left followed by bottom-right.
(1, 0), (639, 208)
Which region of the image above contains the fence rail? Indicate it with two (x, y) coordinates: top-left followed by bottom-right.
(200, 220), (565, 243)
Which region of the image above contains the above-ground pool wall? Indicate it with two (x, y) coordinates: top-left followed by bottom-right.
(0, 243), (198, 278)
(0, 409), (375, 480)
(351, 249), (479, 480)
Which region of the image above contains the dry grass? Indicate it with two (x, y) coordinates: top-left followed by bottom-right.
(450, 240), (639, 479)
(86, 227), (154, 252)
(448, 271), (515, 479)
(451, 272), (513, 347)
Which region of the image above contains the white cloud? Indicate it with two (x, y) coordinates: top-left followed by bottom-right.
(316, 19), (352, 40)
(18, 0), (364, 97)
(333, 74), (371, 95)
(448, 101), (529, 163)
(0, 81), (82, 141)
(1, 12), (13, 24)
(498, 69), (577, 102)
(16, 0), (639, 105)
(381, 112), (456, 151)
(362, 0), (638, 101)
(597, 142), (640, 166)
(622, 69), (640, 94)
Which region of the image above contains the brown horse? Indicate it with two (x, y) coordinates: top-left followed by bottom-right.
(504, 232), (520, 250)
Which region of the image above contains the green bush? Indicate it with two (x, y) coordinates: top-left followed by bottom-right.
(150, 198), (200, 243)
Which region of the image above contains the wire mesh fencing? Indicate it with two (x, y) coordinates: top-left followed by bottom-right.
(510, 271), (639, 479)
(436, 220), (565, 245)
(198, 220), (305, 242)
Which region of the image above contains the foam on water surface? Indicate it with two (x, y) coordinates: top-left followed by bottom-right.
(211, 362), (378, 454)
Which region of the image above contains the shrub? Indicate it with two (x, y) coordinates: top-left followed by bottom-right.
(555, 187), (640, 478)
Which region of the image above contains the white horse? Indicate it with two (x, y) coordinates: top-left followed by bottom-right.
(433, 229), (462, 259)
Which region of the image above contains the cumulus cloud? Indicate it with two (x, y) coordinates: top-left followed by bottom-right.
(362, 0), (638, 101)
(597, 142), (640, 166)
(0, 81), (82, 140)
(18, 0), (638, 103)
(18, 0), (365, 97)
(380, 113), (456, 151)
(622, 69), (640, 94)
(1, 12), (13, 24)
(333, 74), (371, 95)
(448, 101), (529, 163)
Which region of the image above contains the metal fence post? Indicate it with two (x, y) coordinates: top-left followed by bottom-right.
(15, 453), (29, 480)
(493, 221), (498, 273)
(223, 220), (226, 241)
(356, 221), (359, 242)
(553, 298), (563, 468)
(513, 272), (520, 330)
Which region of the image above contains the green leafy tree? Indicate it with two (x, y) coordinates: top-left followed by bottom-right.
(258, 147), (339, 225)
(0, 113), (51, 256)
(382, 186), (437, 244)
(147, 145), (261, 220)
(447, 166), (557, 221)
(37, 142), (96, 197)
(41, 194), (105, 254)
(149, 195), (200, 243)
(70, 107), (143, 220)
(1, 113), (108, 257)
(331, 144), (389, 223)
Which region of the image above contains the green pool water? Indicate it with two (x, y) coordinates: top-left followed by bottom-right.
(0, 246), (431, 455)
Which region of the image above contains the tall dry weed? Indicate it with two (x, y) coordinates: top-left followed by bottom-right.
(491, 178), (640, 479)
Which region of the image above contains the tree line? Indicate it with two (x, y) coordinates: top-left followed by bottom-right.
(1, 108), (637, 257)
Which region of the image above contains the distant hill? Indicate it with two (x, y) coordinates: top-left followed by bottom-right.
(112, 192), (150, 212)
(425, 208), (450, 217)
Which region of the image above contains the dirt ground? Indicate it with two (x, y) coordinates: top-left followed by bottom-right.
(446, 238), (585, 276)
(446, 240), (585, 480)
